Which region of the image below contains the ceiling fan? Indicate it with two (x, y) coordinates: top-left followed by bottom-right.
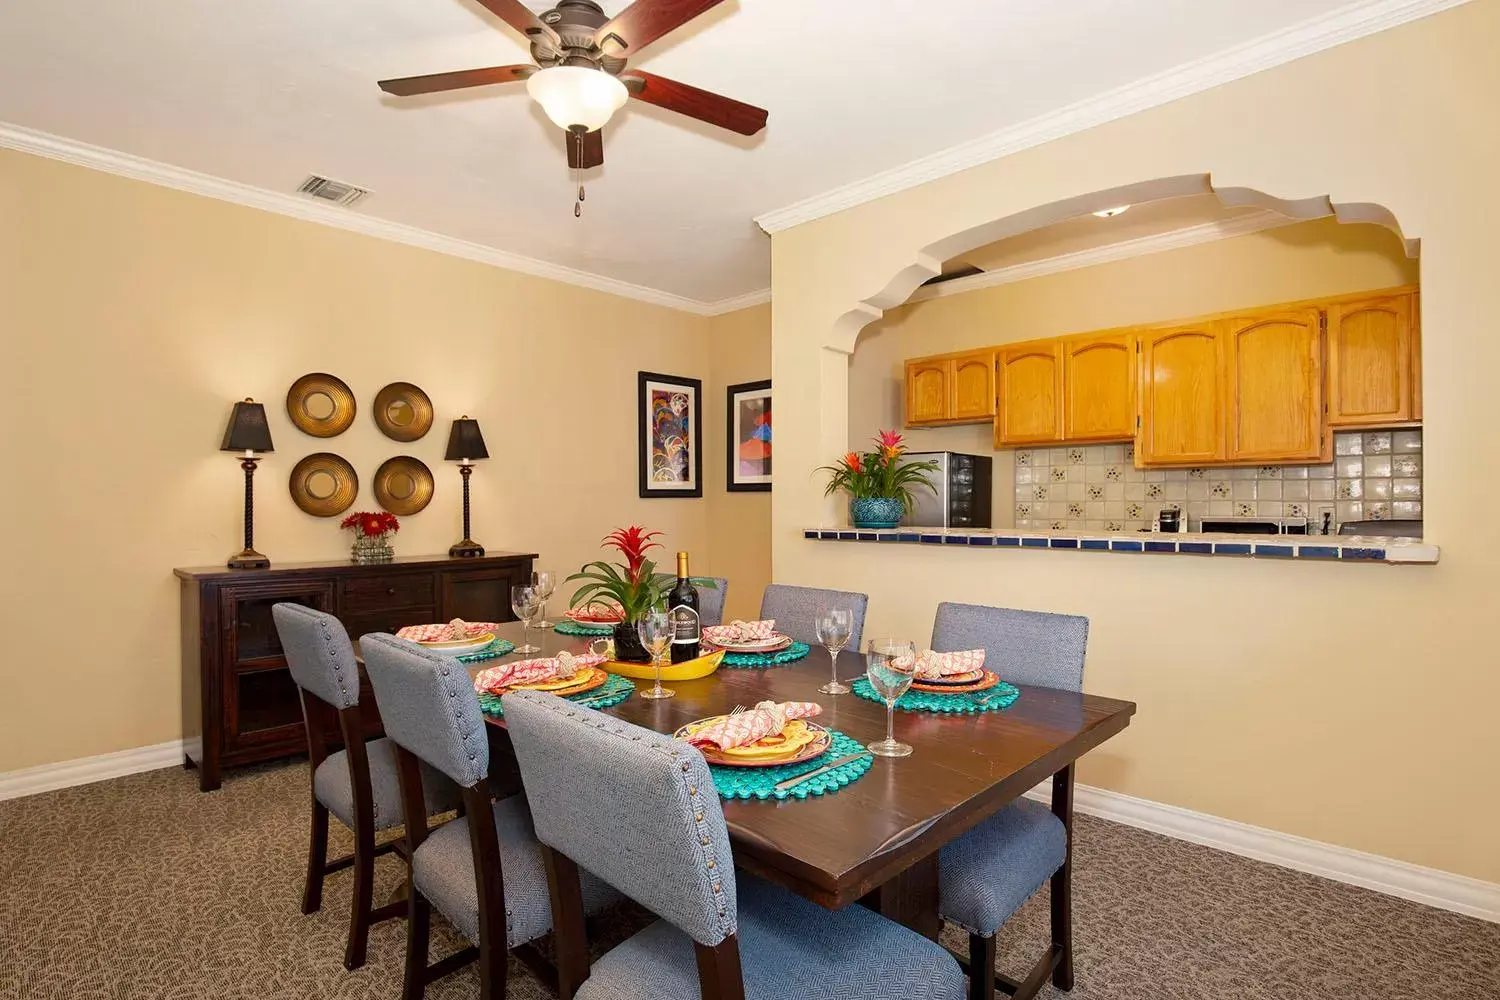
(378, 0), (768, 171)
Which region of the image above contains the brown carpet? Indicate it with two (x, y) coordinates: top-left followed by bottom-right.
(1, 759), (1495, 999)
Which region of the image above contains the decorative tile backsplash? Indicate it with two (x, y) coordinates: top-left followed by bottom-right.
(1013, 429), (1422, 532)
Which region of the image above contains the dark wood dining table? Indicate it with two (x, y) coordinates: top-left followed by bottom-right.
(446, 621), (1135, 941)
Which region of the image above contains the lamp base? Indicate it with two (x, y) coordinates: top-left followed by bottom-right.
(228, 547), (270, 570)
(448, 540), (485, 558)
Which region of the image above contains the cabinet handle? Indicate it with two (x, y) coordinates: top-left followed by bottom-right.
(387, 587), (396, 596)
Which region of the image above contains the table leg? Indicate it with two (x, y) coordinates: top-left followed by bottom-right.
(861, 852), (941, 940)
(1050, 763), (1076, 991)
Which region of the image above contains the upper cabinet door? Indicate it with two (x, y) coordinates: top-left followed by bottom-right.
(995, 341), (1063, 446)
(950, 349), (997, 421)
(1327, 291), (1414, 426)
(1138, 323), (1226, 466)
(1226, 309), (1327, 463)
(1063, 333), (1135, 442)
(905, 358), (952, 426)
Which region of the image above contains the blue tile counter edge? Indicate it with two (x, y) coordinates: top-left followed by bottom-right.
(804, 529), (1438, 565)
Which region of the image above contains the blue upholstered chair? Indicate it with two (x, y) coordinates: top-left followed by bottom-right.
(758, 584), (869, 649)
(359, 632), (618, 1000)
(695, 577), (729, 628)
(503, 690), (967, 1000)
(272, 603), (459, 971)
(930, 602), (1090, 1000)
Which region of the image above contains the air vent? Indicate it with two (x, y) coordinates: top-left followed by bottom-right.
(296, 175), (370, 208)
(920, 264), (983, 287)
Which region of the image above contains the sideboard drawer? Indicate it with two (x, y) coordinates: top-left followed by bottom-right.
(342, 573), (436, 613)
(342, 606), (437, 641)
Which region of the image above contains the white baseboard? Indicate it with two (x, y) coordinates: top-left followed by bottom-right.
(1025, 782), (1500, 924)
(0, 740), (185, 802)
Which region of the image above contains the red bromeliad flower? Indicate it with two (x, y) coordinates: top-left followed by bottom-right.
(341, 511), (400, 538)
(843, 451), (864, 473)
(877, 429), (905, 460)
(603, 525), (662, 583)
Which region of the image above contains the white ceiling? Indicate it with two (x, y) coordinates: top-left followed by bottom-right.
(0, 0), (1411, 306)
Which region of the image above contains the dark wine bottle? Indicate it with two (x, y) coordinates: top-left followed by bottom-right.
(668, 551), (700, 663)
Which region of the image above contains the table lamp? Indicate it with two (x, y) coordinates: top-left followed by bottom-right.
(221, 398), (274, 569)
(445, 415), (488, 558)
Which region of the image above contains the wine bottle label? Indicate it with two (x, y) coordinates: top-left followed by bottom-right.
(670, 605), (700, 643)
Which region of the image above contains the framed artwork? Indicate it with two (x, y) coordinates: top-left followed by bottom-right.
(638, 371), (703, 498)
(726, 379), (772, 492)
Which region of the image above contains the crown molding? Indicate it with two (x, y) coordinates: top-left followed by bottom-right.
(703, 287), (772, 316)
(0, 121), (730, 316)
(755, 0), (1474, 234)
(908, 210), (1297, 304)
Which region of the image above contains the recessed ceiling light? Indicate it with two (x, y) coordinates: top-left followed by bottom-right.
(1092, 205), (1131, 218)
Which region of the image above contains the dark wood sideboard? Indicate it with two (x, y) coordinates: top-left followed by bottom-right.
(174, 552), (536, 791)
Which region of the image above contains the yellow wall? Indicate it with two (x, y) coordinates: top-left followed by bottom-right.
(851, 217), (1419, 526)
(770, 0), (1500, 882)
(0, 149), (763, 772)
(704, 304), (773, 621)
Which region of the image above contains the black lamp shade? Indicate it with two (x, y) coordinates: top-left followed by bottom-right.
(444, 416), (488, 462)
(221, 398), (274, 453)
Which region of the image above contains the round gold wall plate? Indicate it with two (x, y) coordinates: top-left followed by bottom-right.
(373, 382), (433, 442)
(286, 373), (356, 438)
(374, 456), (434, 515)
(288, 453), (359, 517)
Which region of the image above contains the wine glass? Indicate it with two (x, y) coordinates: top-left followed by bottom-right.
(637, 608), (674, 700)
(865, 638), (917, 758)
(815, 606), (854, 695)
(532, 570), (557, 628)
(511, 584), (542, 654)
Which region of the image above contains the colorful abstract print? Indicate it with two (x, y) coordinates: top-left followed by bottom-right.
(651, 389), (692, 484)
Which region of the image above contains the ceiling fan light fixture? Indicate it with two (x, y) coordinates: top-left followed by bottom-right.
(526, 66), (629, 132)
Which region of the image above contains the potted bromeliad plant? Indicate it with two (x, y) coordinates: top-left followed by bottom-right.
(567, 526), (715, 662)
(818, 430), (940, 529)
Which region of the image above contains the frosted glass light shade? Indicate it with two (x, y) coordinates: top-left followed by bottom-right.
(526, 66), (629, 132)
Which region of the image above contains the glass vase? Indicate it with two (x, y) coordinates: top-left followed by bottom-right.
(351, 534), (394, 565)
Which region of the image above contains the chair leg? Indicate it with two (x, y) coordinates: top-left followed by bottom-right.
(478, 930), (509, 1000)
(302, 801), (330, 915)
(343, 822), (377, 970)
(403, 892), (432, 1000)
(968, 933), (996, 1000)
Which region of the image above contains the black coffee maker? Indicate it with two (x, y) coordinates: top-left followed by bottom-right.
(1157, 505), (1184, 533)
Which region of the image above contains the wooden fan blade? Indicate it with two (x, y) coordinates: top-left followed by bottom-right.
(622, 70), (767, 136)
(474, 0), (559, 43)
(596, 0), (729, 57)
(566, 129), (604, 169)
(378, 64), (533, 97)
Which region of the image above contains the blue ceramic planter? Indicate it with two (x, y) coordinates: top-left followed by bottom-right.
(850, 497), (904, 529)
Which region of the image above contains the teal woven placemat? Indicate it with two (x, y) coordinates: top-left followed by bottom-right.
(851, 676), (1020, 714)
(476, 672), (635, 718)
(705, 729), (872, 801)
(553, 620), (614, 636)
(456, 638), (516, 664)
(718, 641), (812, 668)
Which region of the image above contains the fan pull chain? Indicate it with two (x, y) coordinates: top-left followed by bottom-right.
(572, 133), (584, 218)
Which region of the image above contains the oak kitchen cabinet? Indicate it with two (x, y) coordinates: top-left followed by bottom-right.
(1327, 289), (1419, 427)
(1136, 321), (1227, 466)
(994, 341), (1063, 446)
(1062, 332), (1136, 442)
(1225, 308), (1327, 463)
(904, 348), (996, 426)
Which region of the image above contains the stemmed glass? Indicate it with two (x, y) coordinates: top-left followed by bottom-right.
(815, 607), (854, 695)
(511, 584), (542, 654)
(532, 570), (557, 628)
(637, 609), (674, 700)
(865, 638), (917, 758)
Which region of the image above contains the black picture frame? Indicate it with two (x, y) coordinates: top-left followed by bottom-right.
(725, 379), (772, 493)
(638, 371), (704, 499)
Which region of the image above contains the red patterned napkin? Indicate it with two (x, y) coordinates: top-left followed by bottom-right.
(910, 648), (986, 680)
(397, 619), (500, 643)
(567, 602), (624, 624)
(702, 619), (778, 645)
(473, 651), (606, 694)
(683, 700), (822, 751)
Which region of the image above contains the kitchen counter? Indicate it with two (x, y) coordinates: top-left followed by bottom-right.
(802, 526), (1438, 564)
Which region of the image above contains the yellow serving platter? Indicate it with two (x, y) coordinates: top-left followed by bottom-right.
(510, 665), (605, 693)
(605, 649), (724, 682)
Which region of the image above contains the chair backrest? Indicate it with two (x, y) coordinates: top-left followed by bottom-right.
(696, 577), (729, 629)
(758, 584), (869, 648)
(272, 603), (360, 710)
(360, 632), (489, 788)
(504, 691), (737, 947)
(930, 602), (1088, 692)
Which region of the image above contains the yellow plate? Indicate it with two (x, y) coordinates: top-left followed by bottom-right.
(419, 632), (495, 650)
(720, 721), (818, 759)
(510, 666), (603, 692)
(606, 649), (724, 681)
